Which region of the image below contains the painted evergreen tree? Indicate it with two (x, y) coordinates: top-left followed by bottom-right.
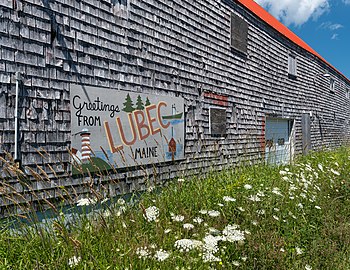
(136, 95), (145, 110)
(145, 97), (151, 106)
(122, 94), (135, 112)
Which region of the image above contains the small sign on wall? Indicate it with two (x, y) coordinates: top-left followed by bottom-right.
(209, 107), (227, 136)
(70, 85), (185, 172)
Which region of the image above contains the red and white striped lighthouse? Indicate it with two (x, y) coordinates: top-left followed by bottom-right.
(80, 128), (91, 163)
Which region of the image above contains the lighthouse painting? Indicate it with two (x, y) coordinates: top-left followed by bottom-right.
(70, 85), (185, 172)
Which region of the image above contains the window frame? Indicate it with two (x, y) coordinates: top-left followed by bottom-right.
(209, 107), (227, 137)
(288, 53), (297, 78)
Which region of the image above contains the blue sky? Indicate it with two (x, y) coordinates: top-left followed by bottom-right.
(255, 0), (350, 79)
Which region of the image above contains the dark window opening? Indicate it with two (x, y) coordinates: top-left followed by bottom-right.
(209, 107), (227, 137)
(230, 13), (248, 54)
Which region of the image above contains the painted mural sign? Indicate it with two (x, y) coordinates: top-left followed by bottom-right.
(70, 85), (185, 172)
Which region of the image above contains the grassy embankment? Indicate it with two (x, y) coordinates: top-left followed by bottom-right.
(1, 148), (350, 269)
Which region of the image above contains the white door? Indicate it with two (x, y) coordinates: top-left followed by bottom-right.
(265, 118), (292, 165)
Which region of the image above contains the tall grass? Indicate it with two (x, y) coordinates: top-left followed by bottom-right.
(1, 148), (350, 269)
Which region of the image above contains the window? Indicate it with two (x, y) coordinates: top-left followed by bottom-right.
(209, 107), (227, 137)
(230, 13), (248, 54)
(288, 54), (297, 77)
(346, 87), (350, 99)
(330, 78), (335, 93)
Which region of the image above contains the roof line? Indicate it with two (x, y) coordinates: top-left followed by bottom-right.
(234, 0), (350, 84)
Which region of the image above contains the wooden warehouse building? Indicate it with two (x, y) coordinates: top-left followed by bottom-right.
(0, 0), (350, 213)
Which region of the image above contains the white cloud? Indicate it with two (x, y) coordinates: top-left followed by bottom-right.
(320, 22), (344, 30)
(331, 33), (339, 40)
(254, 0), (330, 26)
(343, 0), (350, 4)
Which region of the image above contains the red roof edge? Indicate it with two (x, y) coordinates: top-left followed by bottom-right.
(237, 0), (350, 84)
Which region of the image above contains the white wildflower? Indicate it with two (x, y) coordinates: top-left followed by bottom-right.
(330, 168), (340, 176)
(164, 229), (172, 234)
(241, 256), (247, 262)
(318, 164), (324, 172)
(244, 184), (252, 190)
(154, 249), (170, 261)
(183, 223), (194, 230)
(102, 210), (111, 218)
(237, 207), (245, 212)
(77, 198), (96, 206)
(297, 203), (303, 209)
(272, 187), (283, 196)
(222, 225), (245, 242)
(280, 248), (285, 252)
(144, 206), (159, 222)
(279, 170), (287, 175)
(203, 235), (221, 253)
(217, 203), (224, 207)
(178, 178), (185, 182)
(256, 209), (265, 215)
(199, 209), (208, 215)
(315, 205), (321, 210)
(248, 195), (261, 202)
(136, 246), (151, 258)
(193, 217), (203, 224)
(273, 208), (280, 212)
(282, 176), (290, 182)
(171, 214), (185, 222)
(232, 261), (240, 266)
(174, 239), (195, 252)
(295, 247), (303, 255)
(305, 264), (312, 270)
(257, 190), (265, 197)
(68, 256), (81, 267)
(273, 215), (279, 221)
(202, 252), (221, 262)
(252, 220), (258, 226)
(207, 210), (220, 217)
(117, 198), (125, 205)
(223, 196), (236, 202)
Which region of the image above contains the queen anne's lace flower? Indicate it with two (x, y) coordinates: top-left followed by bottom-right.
(174, 239), (195, 252)
(77, 198), (96, 206)
(272, 187), (283, 196)
(136, 246), (151, 258)
(144, 206), (159, 222)
(207, 210), (220, 217)
(171, 214), (184, 222)
(296, 247), (303, 255)
(223, 196), (236, 202)
(244, 184), (252, 190)
(154, 249), (170, 261)
(222, 224), (245, 242)
(183, 223), (194, 230)
(203, 234), (221, 254)
(68, 256), (81, 267)
(248, 195), (261, 202)
(202, 252), (221, 262)
(193, 217), (203, 224)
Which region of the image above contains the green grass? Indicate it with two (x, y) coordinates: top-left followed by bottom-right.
(1, 148), (350, 269)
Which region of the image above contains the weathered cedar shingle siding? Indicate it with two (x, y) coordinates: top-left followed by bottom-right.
(0, 0), (349, 213)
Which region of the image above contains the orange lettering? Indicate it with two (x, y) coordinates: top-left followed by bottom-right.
(116, 113), (137, 146)
(157, 101), (170, 129)
(145, 104), (160, 135)
(133, 110), (150, 141)
(103, 121), (123, 153)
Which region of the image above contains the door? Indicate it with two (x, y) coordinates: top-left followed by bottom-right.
(265, 118), (293, 165)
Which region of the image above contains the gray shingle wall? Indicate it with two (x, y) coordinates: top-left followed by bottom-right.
(1, 0), (349, 212)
